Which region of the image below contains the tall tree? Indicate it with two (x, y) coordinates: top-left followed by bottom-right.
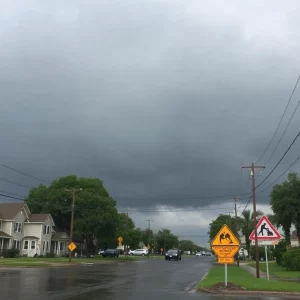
(270, 173), (300, 245)
(240, 209), (263, 257)
(155, 229), (179, 251)
(208, 214), (235, 243)
(26, 175), (119, 253)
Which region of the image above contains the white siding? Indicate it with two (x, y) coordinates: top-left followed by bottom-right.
(1, 221), (12, 236)
(11, 210), (27, 241)
(23, 224), (42, 239)
(40, 217), (53, 255)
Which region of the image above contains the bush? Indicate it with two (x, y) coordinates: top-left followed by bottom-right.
(3, 249), (20, 258)
(45, 252), (55, 258)
(250, 246), (273, 260)
(282, 247), (300, 271)
(273, 241), (287, 266)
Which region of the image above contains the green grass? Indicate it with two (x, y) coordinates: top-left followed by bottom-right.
(0, 256), (139, 267)
(248, 262), (300, 279)
(198, 265), (300, 292)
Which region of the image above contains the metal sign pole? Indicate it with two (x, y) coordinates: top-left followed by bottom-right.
(225, 263), (228, 286)
(265, 245), (269, 281)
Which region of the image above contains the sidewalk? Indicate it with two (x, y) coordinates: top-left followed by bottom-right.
(239, 263), (277, 280)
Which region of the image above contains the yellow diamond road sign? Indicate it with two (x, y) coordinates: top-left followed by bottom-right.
(68, 242), (77, 252)
(211, 224), (240, 259)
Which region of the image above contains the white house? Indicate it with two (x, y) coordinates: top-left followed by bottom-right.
(0, 203), (63, 257)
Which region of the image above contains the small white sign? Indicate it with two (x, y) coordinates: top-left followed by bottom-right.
(251, 240), (279, 246)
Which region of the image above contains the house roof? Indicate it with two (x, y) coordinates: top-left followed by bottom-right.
(0, 203), (28, 219)
(0, 231), (11, 238)
(29, 214), (49, 222)
(52, 232), (69, 240)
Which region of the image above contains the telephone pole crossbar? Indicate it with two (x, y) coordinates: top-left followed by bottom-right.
(242, 163), (265, 278)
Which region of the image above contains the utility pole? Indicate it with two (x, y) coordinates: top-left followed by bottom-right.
(125, 212), (129, 256)
(64, 188), (82, 263)
(242, 163), (265, 278)
(164, 232), (167, 254)
(145, 220), (153, 258)
(233, 197), (240, 267)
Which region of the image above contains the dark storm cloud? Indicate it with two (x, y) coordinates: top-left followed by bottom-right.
(1, 0), (300, 211)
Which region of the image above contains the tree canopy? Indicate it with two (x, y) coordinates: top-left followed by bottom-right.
(270, 172), (300, 245)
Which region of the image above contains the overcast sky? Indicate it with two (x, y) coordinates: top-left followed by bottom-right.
(1, 0), (300, 245)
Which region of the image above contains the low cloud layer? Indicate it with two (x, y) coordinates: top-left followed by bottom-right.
(1, 1), (300, 238)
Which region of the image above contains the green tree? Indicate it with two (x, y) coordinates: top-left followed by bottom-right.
(270, 173), (300, 245)
(240, 209), (263, 257)
(179, 240), (203, 253)
(208, 214), (235, 244)
(26, 175), (119, 253)
(155, 229), (179, 251)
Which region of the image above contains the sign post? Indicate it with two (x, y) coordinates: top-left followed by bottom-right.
(249, 215), (281, 281)
(211, 224), (240, 287)
(265, 245), (269, 281)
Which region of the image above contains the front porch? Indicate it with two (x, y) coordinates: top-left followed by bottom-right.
(51, 231), (69, 256)
(0, 231), (11, 256)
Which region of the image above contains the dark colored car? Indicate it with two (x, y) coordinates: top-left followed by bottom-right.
(102, 249), (119, 258)
(165, 249), (181, 261)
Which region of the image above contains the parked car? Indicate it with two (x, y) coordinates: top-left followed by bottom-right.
(98, 249), (105, 255)
(130, 249), (148, 256)
(195, 252), (202, 256)
(165, 249), (181, 261)
(101, 249), (119, 258)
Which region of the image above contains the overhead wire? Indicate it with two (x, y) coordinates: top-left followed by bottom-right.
(0, 177), (31, 189)
(256, 131), (300, 189)
(0, 163), (50, 184)
(255, 74), (300, 164)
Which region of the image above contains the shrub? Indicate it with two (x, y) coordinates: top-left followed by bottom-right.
(3, 249), (20, 258)
(45, 252), (55, 258)
(282, 247), (300, 271)
(273, 241), (287, 266)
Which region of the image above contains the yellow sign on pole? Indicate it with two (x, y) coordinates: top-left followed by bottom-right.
(211, 224), (240, 259)
(68, 242), (77, 252)
(118, 236), (123, 243)
(147, 244), (150, 249)
(218, 257), (234, 264)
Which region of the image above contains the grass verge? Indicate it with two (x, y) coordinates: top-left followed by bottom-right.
(248, 262), (300, 279)
(0, 256), (139, 267)
(198, 265), (300, 292)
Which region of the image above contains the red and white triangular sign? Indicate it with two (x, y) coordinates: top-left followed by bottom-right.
(249, 215), (281, 241)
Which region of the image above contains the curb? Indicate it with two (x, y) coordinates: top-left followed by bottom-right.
(198, 288), (300, 299)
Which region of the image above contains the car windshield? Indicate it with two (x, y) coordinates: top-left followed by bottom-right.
(168, 250), (177, 253)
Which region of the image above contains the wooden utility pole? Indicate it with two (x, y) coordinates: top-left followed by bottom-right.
(233, 197), (240, 267)
(64, 188), (82, 262)
(145, 220), (153, 258)
(242, 163), (265, 278)
(125, 212), (130, 256)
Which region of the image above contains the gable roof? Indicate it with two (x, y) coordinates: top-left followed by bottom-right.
(29, 214), (49, 222)
(0, 203), (29, 219)
(29, 214), (55, 226)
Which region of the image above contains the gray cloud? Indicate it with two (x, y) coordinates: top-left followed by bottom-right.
(1, 0), (300, 219)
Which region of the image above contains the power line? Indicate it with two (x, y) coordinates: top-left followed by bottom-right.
(264, 99), (300, 164)
(0, 190), (26, 198)
(257, 155), (300, 194)
(0, 163), (50, 184)
(255, 75), (300, 164)
(256, 131), (300, 189)
(0, 177), (31, 189)
(0, 193), (25, 201)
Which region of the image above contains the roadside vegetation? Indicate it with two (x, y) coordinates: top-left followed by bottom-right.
(198, 265), (300, 292)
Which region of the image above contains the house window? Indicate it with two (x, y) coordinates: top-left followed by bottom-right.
(14, 222), (22, 233)
(46, 241), (49, 252)
(0, 222), (2, 230)
(31, 241), (36, 250)
(23, 240), (29, 250)
(43, 225), (50, 235)
(13, 240), (21, 249)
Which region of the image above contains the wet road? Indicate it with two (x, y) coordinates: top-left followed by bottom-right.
(0, 256), (293, 300)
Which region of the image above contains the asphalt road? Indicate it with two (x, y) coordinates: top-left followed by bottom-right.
(0, 256), (294, 300)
